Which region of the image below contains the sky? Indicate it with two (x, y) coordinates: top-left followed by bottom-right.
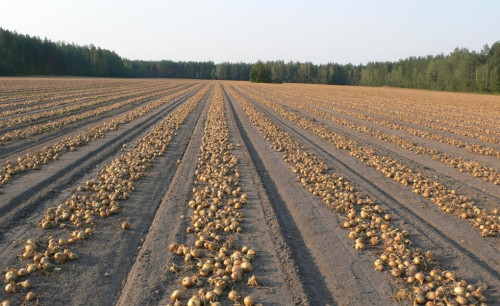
(1, 0), (499, 65)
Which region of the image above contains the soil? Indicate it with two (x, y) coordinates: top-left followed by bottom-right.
(0, 78), (498, 305)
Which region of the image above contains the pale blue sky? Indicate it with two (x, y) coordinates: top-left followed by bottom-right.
(1, 0), (499, 64)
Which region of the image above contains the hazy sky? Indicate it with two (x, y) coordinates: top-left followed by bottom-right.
(1, 0), (499, 65)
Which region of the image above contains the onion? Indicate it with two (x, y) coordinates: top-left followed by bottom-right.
(414, 272), (425, 284)
(1, 299), (11, 306)
(231, 270), (242, 282)
(41, 221), (53, 229)
(213, 287), (223, 296)
(54, 252), (67, 264)
(187, 295), (201, 306)
(241, 261), (252, 272)
(40, 256), (52, 270)
(391, 268), (401, 278)
(413, 256), (422, 266)
(4, 283), (17, 294)
(26, 264), (38, 274)
(426, 291), (436, 300)
(4, 270), (18, 282)
(25, 243), (37, 253)
(228, 290), (240, 302)
(25, 292), (37, 302)
(68, 252), (79, 260)
(455, 295), (468, 305)
(190, 249), (201, 258)
(243, 295), (255, 306)
(354, 241), (365, 251)
(454, 286), (465, 296)
(444, 271), (455, 281)
(121, 221), (131, 230)
(182, 276), (193, 288)
(19, 280), (32, 289)
(169, 243), (179, 252)
(414, 294), (426, 305)
(171, 289), (182, 301)
(205, 290), (218, 301)
(22, 251), (33, 259)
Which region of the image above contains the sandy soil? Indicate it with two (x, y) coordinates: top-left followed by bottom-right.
(0, 78), (498, 305)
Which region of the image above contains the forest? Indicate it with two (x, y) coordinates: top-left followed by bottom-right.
(1, 27), (499, 93)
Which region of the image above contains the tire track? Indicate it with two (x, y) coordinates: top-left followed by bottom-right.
(223, 86), (311, 305)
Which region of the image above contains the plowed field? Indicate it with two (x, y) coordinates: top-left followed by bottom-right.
(1, 78), (499, 306)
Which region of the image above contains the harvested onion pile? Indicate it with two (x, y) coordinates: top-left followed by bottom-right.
(167, 84), (257, 306)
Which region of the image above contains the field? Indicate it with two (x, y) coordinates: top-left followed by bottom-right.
(0, 77), (499, 305)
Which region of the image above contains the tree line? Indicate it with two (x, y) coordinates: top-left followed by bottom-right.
(1, 27), (499, 93)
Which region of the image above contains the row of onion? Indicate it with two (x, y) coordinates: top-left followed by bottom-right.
(167, 84), (258, 306)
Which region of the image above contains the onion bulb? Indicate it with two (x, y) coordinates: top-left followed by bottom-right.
(205, 290), (218, 301)
(4, 283), (17, 294)
(243, 295), (255, 306)
(182, 276), (193, 288)
(1, 299), (11, 306)
(213, 287), (222, 296)
(171, 289), (182, 301)
(4, 271), (18, 282)
(26, 264), (38, 274)
(228, 290), (240, 302)
(25, 292), (37, 301)
(19, 280), (32, 289)
(121, 221), (131, 230)
(414, 272), (425, 284)
(241, 261), (252, 272)
(414, 294), (426, 305)
(187, 295), (201, 306)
